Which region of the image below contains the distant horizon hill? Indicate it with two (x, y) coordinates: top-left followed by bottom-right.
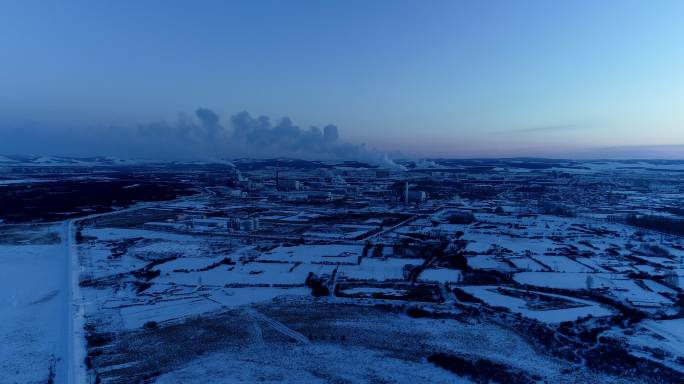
(1, 155), (684, 173)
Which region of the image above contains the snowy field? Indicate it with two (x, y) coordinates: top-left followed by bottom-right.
(0, 224), (66, 384)
(3, 159), (684, 383)
(461, 285), (613, 323)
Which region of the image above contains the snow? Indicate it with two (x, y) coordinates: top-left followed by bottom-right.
(514, 272), (674, 308)
(508, 256), (546, 271)
(260, 244), (363, 264)
(155, 343), (472, 384)
(535, 255), (593, 273)
(337, 258), (423, 281)
(461, 286), (613, 323)
(66, 220), (87, 384)
(467, 255), (514, 271)
(612, 318), (684, 364)
(156, 262), (336, 286)
(641, 319), (684, 356)
(0, 178), (57, 185)
(643, 279), (678, 295)
(515, 272), (612, 290)
(0, 226), (65, 384)
(0, 155), (18, 162)
(84, 227), (193, 242)
(418, 268), (462, 283)
(118, 296), (224, 329)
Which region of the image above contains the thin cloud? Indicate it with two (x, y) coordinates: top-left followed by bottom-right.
(502, 124), (582, 134)
(576, 144), (684, 159)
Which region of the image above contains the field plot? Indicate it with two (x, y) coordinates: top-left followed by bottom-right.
(87, 302), (639, 384)
(337, 257), (423, 281)
(461, 286), (613, 323)
(418, 267), (462, 283)
(260, 244), (363, 264)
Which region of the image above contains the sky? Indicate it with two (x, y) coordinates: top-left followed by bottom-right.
(0, 0), (683, 160)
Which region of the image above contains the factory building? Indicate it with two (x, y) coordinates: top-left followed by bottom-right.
(277, 179), (301, 191)
(406, 190), (427, 203)
(403, 181), (427, 203)
(229, 217), (260, 232)
(307, 191), (333, 202)
(191, 218), (229, 229)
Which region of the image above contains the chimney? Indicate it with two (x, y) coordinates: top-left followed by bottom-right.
(405, 181), (409, 204)
(275, 167), (279, 191)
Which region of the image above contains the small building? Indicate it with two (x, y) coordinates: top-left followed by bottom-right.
(307, 191), (333, 202)
(278, 179), (301, 191)
(405, 190), (427, 204)
(192, 218), (229, 229)
(376, 169), (391, 178)
(403, 181), (427, 204)
(229, 217), (260, 232)
(228, 189), (246, 198)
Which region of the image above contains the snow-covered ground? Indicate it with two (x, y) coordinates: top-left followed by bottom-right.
(461, 285), (613, 323)
(155, 343), (472, 384)
(4, 158), (684, 383)
(0, 225), (66, 384)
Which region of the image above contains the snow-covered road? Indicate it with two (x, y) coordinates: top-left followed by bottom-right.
(52, 219), (87, 384)
(58, 204), (156, 384)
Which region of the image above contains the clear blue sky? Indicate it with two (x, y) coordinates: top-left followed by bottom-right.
(1, 0), (683, 158)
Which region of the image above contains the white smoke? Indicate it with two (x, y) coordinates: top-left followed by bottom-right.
(132, 109), (404, 168)
(0, 108), (406, 168)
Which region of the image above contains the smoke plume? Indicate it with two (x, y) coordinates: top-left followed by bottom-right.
(0, 108), (404, 168)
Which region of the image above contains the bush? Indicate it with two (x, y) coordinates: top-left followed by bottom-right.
(626, 214), (684, 235)
(427, 353), (535, 384)
(143, 321), (158, 329)
(406, 307), (431, 318)
(305, 272), (329, 297)
(461, 269), (512, 285)
(453, 288), (483, 303)
(447, 212), (475, 224)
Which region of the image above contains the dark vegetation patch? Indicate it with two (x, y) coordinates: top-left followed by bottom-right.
(85, 311), (252, 384)
(461, 269), (513, 285)
(305, 272), (330, 297)
(452, 288), (483, 304)
(658, 206), (684, 217)
(428, 353), (537, 384)
(130, 256), (176, 292)
(0, 174), (194, 223)
(105, 237), (145, 259)
(487, 306), (684, 383)
(626, 214), (684, 236)
(446, 212), (475, 224)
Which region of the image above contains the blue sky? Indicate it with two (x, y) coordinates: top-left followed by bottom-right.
(1, 0), (683, 158)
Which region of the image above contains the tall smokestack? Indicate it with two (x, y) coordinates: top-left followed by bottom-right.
(275, 167), (279, 191)
(405, 181), (409, 204)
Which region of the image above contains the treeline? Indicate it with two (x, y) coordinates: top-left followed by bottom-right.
(427, 353), (538, 384)
(625, 214), (684, 235)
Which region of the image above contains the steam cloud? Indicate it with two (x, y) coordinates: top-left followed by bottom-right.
(0, 108), (403, 168)
(131, 108), (402, 167)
